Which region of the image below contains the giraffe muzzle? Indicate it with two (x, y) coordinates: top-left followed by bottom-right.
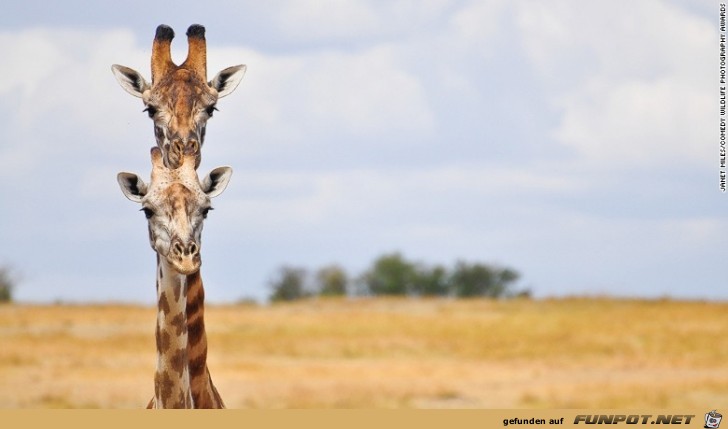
(164, 138), (201, 169)
(169, 237), (201, 274)
(171, 138), (200, 156)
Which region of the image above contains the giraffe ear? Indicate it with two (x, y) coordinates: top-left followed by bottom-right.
(201, 167), (232, 198)
(117, 172), (148, 203)
(111, 65), (151, 98)
(209, 65), (246, 98)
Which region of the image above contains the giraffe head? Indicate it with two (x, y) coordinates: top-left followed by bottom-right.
(117, 147), (232, 275)
(112, 24), (246, 169)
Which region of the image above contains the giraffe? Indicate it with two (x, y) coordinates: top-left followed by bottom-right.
(117, 147), (232, 408)
(112, 24), (246, 169)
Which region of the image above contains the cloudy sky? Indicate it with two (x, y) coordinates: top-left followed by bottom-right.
(0, 1), (721, 303)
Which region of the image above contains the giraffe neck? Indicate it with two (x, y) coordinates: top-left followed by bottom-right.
(153, 256), (194, 408)
(185, 271), (225, 408)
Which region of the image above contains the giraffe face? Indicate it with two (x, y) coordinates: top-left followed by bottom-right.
(112, 24), (246, 169)
(142, 68), (218, 170)
(118, 147), (232, 275)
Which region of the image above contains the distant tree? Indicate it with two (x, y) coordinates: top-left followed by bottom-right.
(412, 264), (450, 297)
(315, 265), (348, 297)
(360, 253), (417, 296)
(450, 261), (520, 298)
(450, 261), (491, 297)
(0, 266), (15, 303)
(495, 268), (521, 296)
(269, 266), (309, 302)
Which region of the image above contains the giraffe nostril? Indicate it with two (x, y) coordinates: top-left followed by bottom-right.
(172, 241), (184, 257)
(172, 139), (185, 153)
(186, 140), (199, 155)
(188, 242), (199, 257)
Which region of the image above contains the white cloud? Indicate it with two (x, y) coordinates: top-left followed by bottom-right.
(275, 0), (380, 41)
(515, 0), (713, 166)
(449, 0), (508, 56)
(215, 164), (585, 239)
(208, 44), (435, 156)
(516, 0), (711, 82)
(0, 30), (67, 96)
(0, 28), (147, 177)
(272, 0), (454, 43)
(554, 76), (711, 165)
(0, 28), (142, 127)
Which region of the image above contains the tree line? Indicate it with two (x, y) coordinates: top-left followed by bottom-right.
(269, 252), (529, 302)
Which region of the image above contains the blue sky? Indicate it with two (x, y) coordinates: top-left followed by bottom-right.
(0, 1), (721, 303)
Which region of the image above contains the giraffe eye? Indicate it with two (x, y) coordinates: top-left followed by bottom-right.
(143, 105), (158, 118)
(201, 207), (213, 219)
(205, 105), (218, 117)
(141, 207), (155, 219)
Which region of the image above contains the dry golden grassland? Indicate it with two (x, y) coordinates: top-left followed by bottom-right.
(0, 298), (725, 408)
